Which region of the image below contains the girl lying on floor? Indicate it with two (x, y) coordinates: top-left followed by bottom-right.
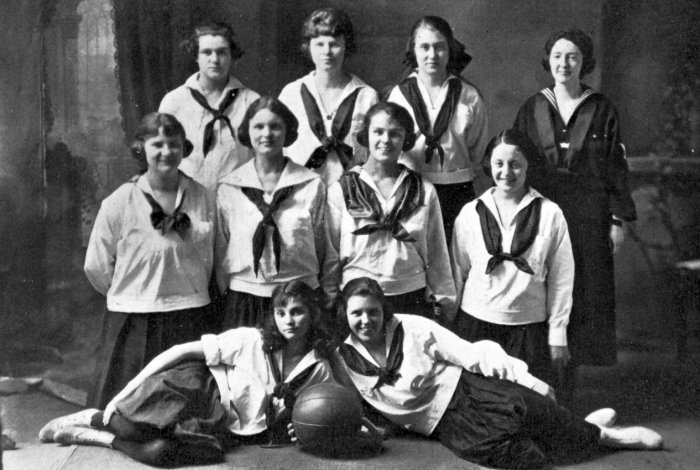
(39, 281), (333, 467)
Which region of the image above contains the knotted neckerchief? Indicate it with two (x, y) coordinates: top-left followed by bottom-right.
(188, 87), (239, 157)
(140, 190), (191, 239)
(300, 84), (361, 170)
(398, 76), (462, 166)
(338, 322), (405, 390)
(340, 167), (424, 242)
(264, 349), (318, 432)
(534, 88), (597, 171)
(241, 186), (296, 277)
(476, 197), (543, 275)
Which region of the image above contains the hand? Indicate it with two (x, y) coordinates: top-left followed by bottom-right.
(550, 345), (570, 370)
(609, 223), (625, 254)
(287, 422), (297, 444)
(103, 398), (119, 426)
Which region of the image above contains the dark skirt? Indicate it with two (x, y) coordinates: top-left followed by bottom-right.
(432, 370), (599, 469)
(222, 289), (271, 329)
(116, 360), (237, 459)
(87, 304), (217, 409)
(454, 310), (554, 387)
(385, 288), (436, 320)
(434, 181), (476, 243)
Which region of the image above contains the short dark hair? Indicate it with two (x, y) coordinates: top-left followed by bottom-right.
(481, 129), (544, 181)
(356, 102), (417, 152)
(130, 112), (193, 172)
(300, 8), (357, 59)
(181, 21), (244, 61)
(403, 16), (472, 76)
(237, 96), (299, 148)
(541, 29), (596, 78)
(261, 280), (327, 353)
(336, 277), (394, 340)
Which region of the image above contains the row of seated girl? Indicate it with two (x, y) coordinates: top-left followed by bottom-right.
(39, 277), (662, 469)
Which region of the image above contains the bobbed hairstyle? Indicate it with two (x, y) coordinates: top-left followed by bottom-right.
(130, 112), (193, 172)
(261, 280), (330, 354)
(356, 102), (417, 152)
(181, 21), (244, 61)
(300, 8), (357, 59)
(541, 29), (596, 78)
(336, 277), (394, 340)
(237, 96), (299, 148)
(480, 129), (544, 181)
(403, 16), (472, 76)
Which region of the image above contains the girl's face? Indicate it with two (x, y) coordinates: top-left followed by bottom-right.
(274, 297), (312, 343)
(346, 295), (385, 344)
(548, 39), (583, 85)
(143, 128), (184, 177)
(309, 35), (346, 72)
(367, 111), (406, 165)
(413, 26), (449, 77)
(197, 34), (232, 83)
(249, 108), (286, 158)
(490, 143), (529, 197)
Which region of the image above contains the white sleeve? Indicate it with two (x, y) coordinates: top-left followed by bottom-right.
(83, 198), (120, 296)
(449, 208), (472, 311)
(544, 206), (574, 346)
(320, 183), (344, 310)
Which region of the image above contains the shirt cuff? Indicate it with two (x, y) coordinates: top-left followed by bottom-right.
(201, 334), (221, 366)
(548, 325), (568, 347)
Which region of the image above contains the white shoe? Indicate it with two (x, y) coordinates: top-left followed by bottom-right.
(39, 409), (99, 442)
(584, 408), (618, 427)
(54, 426), (114, 448)
(600, 426), (664, 450)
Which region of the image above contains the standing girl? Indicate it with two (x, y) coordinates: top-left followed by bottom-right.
(279, 8), (378, 187)
(84, 113), (217, 409)
(323, 102), (456, 322)
(387, 16), (488, 242)
(450, 129), (574, 389)
(160, 21), (260, 193)
(39, 281), (333, 467)
(331, 277), (662, 470)
(217, 97), (327, 328)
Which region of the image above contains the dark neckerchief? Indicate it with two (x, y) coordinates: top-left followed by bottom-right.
(340, 167), (424, 242)
(188, 87), (239, 157)
(535, 87), (597, 171)
(476, 197), (543, 275)
(264, 349), (318, 434)
(398, 76), (462, 166)
(338, 322), (404, 390)
(240, 185), (296, 277)
(140, 189), (191, 239)
(300, 84), (361, 170)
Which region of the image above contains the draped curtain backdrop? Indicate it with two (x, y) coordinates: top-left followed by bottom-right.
(111, 0), (207, 139)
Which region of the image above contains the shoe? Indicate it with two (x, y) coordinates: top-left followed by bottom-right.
(54, 426), (114, 448)
(39, 409), (99, 442)
(584, 408), (617, 427)
(600, 426), (664, 450)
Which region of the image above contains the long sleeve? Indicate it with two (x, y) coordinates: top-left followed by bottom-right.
(214, 193), (231, 294)
(423, 189), (457, 315)
(449, 208), (472, 309)
(466, 93), (489, 170)
(84, 198), (120, 296)
(320, 183), (344, 310)
(309, 179), (327, 286)
(603, 107), (637, 221)
(544, 208), (574, 346)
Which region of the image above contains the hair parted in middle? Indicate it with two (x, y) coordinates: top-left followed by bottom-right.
(130, 112), (193, 173)
(300, 8), (357, 59)
(403, 15), (472, 76)
(356, 102), (417, 152)
(336, 277), (394, 339)
(237, 96), (299, 149)
(180, 21), (244, 61)
(480, 128), (545, 181)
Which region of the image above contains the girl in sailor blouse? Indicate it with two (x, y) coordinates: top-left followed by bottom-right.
(450, 129), (574, 391)
(216, 96), (327, 329)
(329, 277), (662, 469)
(322, 102), (456, 324)
(387, 15), (489, 242)
(40, 281), (333, 467)
(279, 7), (378, 186)
(84, 113), (217, 410)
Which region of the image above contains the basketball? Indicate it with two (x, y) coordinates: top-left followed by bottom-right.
(292, 382), (363, 454)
